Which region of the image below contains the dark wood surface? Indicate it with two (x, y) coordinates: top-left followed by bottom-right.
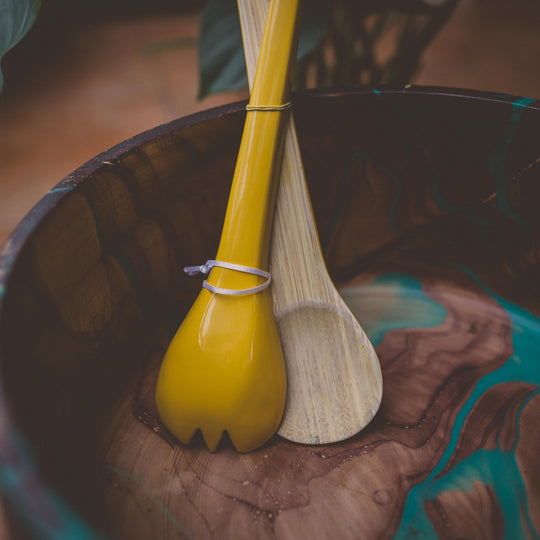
(0, 88), (539, 538)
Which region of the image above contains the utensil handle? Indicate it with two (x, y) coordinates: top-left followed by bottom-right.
(239, 0), (332, 306)
(209, 0), (302, 290)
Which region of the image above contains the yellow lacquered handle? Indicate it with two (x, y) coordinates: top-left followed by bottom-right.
(156, 0), (303, 452)
(207, 0), (302, 292)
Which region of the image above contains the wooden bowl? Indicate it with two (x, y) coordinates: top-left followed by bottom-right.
(1, 87), (539, 539)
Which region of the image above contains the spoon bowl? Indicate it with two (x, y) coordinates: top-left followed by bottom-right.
(276, 297), (380, 443)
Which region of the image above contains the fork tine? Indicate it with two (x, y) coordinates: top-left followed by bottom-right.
(175, 425), (197, 447)
(156, 414), (197, 447)
(201, 427), (225, 452)
(228, 424), (275, 453)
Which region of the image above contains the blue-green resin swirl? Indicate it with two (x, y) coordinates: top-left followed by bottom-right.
(340, 274), (447, 347)
(342, 271), (540, 539)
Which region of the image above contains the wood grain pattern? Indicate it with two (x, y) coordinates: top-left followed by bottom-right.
(0, 88), (539, 538)
(238, 0), (382, 444)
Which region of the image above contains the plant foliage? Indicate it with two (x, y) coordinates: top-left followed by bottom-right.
(0, 0), (40, 93)
(198, 0), (331, 98)
(197, 0), (458, 99)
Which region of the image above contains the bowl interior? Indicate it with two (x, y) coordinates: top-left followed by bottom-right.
(1, 88), (540, 539)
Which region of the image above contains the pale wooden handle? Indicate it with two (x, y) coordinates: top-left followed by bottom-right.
(238, 0), (268, 86)
(238, 0), (333, 309)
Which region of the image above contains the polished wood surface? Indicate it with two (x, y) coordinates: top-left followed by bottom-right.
(0, 88), (539, 538)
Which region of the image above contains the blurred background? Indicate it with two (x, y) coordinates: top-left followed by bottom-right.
(0, 0), (539, 247)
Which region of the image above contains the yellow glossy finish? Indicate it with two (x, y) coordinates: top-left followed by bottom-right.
(155, 0), (302, 452)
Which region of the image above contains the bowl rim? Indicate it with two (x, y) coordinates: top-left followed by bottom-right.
(0, 84), (539, 294)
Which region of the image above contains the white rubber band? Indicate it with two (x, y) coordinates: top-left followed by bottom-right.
(183, 260), (271, 296)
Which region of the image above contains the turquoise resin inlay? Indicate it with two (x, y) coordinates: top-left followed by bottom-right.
(342, 270), (540, 539)
(340, 274), (447, 347)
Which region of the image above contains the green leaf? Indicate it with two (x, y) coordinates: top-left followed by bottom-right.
(198, 0), (332, 99)
(297, 0), (332, 62)
(0, 0), (40, 94)
(198, 0), (246, 99)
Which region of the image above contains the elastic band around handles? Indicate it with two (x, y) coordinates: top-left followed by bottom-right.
(245, 101), (293, 112)
(183, 260), (271, 296)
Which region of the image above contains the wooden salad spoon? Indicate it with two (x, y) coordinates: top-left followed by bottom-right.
(238, 0), (383, 444)
(155, 0), (302, 452)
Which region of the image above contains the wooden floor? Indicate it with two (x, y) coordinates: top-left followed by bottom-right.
(0, 0), (540, 248)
